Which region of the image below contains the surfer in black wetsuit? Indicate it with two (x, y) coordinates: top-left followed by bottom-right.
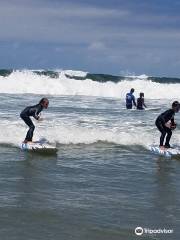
(155, 101), (179, 149)
(137, 92), (147, 110)
(20, 98), (49, 143)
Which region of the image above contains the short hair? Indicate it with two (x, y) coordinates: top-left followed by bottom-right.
(130, 88), (135, 93)
(172, 101), (179, 108)
(39, 98), (49, 105)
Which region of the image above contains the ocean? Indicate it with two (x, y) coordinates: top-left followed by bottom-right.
(0, 69), (180, 240)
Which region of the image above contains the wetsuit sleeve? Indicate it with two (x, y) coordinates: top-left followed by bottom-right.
(33, 105), (42, 120)
(32, 108), (40, 120)
(33, 111), (40, 120)
(143, 99), (147, 108)
(171, 117), (175, 125)
(132, 95), (136, 106)
(159, 109), (173, 126)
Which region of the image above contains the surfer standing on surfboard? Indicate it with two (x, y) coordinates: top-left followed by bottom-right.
(20, 98), (49, 143)
(155, 101), (179, 150)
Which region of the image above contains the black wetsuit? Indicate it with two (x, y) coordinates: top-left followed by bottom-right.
(155, 109), (175, 147)
(137, 97), (146, 110)
(20, 104), (43, 141)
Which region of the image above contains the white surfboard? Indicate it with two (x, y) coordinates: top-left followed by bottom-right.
(150, 146), (180, 157)
(20, 138), (57, 153)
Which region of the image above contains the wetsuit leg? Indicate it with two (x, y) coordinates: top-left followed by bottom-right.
(21, 115), (35, 141)
(155, 120), (166, 146)
(164, 127), (172, 147)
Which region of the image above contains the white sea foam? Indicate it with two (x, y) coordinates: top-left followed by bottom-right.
(125, 74), (149, 79)
(1, 119), (179, 148)
(63, 70), (88, 77)
(0, 70), (179, 99)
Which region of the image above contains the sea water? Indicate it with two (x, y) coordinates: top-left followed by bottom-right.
(0, 70), (180, 240)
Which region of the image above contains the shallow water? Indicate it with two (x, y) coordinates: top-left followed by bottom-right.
(0, 94), (180, 240)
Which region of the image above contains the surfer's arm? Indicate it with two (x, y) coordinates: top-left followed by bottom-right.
(171, 118), (176, 128)
(33, 114), (40, 120)
(159, 110), (172, 126)
(171, 117), (175, 125)
(143, 102), (147, 108)
(132, 96), (136, 106)
(170, 117), (176, 129)
(33, 109), (40, 120)
(33, 105), (43, 120)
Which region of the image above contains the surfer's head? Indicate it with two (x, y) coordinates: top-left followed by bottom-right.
(39, 98), (49, 109)
(172, 101), (180, 112)
(140, 92), (144, 98)
(130, 88), (135, 93)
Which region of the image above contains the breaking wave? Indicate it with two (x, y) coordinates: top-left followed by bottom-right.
(0, 69), (179, 99)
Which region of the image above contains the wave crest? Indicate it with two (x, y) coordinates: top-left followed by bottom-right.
(0, 70), (179, 99)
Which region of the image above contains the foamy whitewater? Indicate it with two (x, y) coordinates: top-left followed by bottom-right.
(0, 69), (179, 147)
(1, 69), (180, 240)
(0, 70), (180, 98)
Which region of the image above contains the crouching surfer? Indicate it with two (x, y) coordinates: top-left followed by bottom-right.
(155, 101), (179, 150)
(20, 98), (49, 143)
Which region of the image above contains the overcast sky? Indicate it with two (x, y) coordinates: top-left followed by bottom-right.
(0, 0), (180, 76)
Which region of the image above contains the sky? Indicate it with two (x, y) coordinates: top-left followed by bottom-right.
(0, 0), (180, 77)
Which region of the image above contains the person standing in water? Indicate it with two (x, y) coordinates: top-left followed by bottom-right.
(137, 92), (147, 110)
(126, 88), (136, 109)
(20, 98), (49, 143)
(155, 101), (179, 149)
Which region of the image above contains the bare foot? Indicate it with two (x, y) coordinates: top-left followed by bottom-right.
(160, 146), (166, 150)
